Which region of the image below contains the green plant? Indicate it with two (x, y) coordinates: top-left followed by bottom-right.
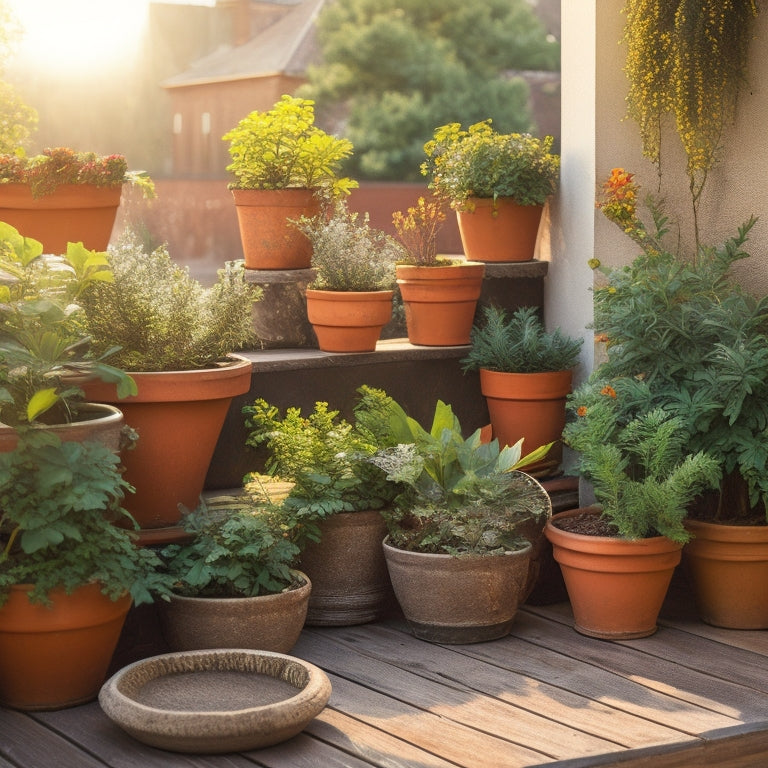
(160, 497), (308, 598)
(0, 222), (136, 426)
(563, 377), (721, 543)
(0, 429), (172, 606)
(421, 119), (560, 211)
(294, 201), (401, 291)
(461, 306), (583, 374)
(79, 232), (260, 372)
(243, 386), (399, 520)
(391, 196), (448, 267)
(223, 95), (357, 199)
(593, 169), (768, 524)
(369, 398), (551, 555)
(0, 147), (155, 199)
(622, 0), (757, 239)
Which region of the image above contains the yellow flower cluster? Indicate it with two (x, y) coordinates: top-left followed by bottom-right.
(623, 0), (757, 183)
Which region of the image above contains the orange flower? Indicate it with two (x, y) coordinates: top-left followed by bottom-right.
(577, 406), (588, 417)
(600, 385), (617, 399)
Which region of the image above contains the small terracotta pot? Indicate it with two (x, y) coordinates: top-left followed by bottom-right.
(158, 572), (311, 654)
(305, 289), (393, 352)
(232, 188), (321, 270)
(479, 368), (573, 471)
(456, 197), (544, 263)
(81, 356), (253, 541)
(684, 518), (768, 629)
(0, 183), (122, 254)
(0, 583), (131, 710)
(299, 510), (394, 626)
(545, 507), (682, 639)
(396, 261), (485, 346)
(383, 538), (532, 643)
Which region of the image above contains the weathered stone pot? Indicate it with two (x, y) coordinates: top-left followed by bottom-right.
(158, 571), (310, 654)
(382, 538), (533, 644)
(299, 510), (394, 626)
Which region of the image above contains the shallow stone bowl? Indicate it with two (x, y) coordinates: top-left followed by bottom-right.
(99, 649), (332, 753)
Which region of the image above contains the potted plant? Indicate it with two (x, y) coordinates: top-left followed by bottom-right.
(0, 220), (136, 439)
(392, 196), (485, 346)
(0, 147), (155, 254)
(461, 305), (583, 474)
(158, 496), (311, 654)
(243, 386), (399, 626)
(422, 120), (559, 262)
(77, 233), (260, 543)
(0, 429), (172, 711)
(548, 375), (721, 640)
(370, 397), (552, 644)
(592, 168), (768, 628)
(223, 95), (357, 270)
(293, 201), (402, 352)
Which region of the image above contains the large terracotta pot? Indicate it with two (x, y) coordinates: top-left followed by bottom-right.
(0, 583), (132, 710)
(382, 537), (532, 643)
(0, 183), (122, 254)
(305, 289), (393, 352)
(545, 507), (683, 640)
(479, 368), (573, 472)
(396, 262), (485, 346)
(456, 197), (544, 263)
(299, 510), (394, 626)
(684, 518), (768, 629)
(158, 572), (311, 654)
(231, 188), (321, 270)
(81, 355), (253, 543)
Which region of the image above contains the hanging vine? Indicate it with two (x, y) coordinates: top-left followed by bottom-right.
(622, 0), (758, 246)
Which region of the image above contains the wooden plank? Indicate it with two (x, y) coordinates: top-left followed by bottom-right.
(1, 708), (109, 768)
(294, 629), (622, 762)
(318, 621), (694, 749)
(311, 667), (551, 767)
(517, 608), (768, 722)
(33, 704), (262, 768)
(242, 730), (377, 768)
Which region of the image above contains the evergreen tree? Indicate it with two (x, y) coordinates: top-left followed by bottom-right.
(302, 0), (559, 181)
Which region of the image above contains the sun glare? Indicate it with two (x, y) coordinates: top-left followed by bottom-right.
(8, 0), (150, 73)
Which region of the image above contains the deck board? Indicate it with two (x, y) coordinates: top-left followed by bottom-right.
(2, 589), (767, 768)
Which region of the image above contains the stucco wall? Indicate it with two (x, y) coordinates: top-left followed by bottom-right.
(552, 1), (768, 382)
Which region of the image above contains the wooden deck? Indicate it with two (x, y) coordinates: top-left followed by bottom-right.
(3, 577), (768, 768)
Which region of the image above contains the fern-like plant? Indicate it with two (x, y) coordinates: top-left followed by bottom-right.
(563, 377), (721, 543)
(461, 306), (582, 374)
(80, 232), (260, 371)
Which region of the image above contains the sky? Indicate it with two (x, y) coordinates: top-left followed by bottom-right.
(6, 0), (214, 74)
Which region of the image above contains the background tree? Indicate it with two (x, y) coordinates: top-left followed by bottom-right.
(0, 0), (37, 154)
(302, 0), (559, 181)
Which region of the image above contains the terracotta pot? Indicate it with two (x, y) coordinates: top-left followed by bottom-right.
(0, 583), (131, 710)
(232, 188), (321, 270)
(684, 519), (768, 629)
(305, 289), (393, 352)
(479, 368), (573, 472)
(0, 183), (122, 254)
(382, 538), (532, 643)
(158, 572), (311, 654)
(0, 402), (124, 454)
(81, 355), (253, 542)
(545, 507), (683, 639)
(299, 510), (394, 626)
(456, 197), (544, 263)
(395, 261), (485, 346)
